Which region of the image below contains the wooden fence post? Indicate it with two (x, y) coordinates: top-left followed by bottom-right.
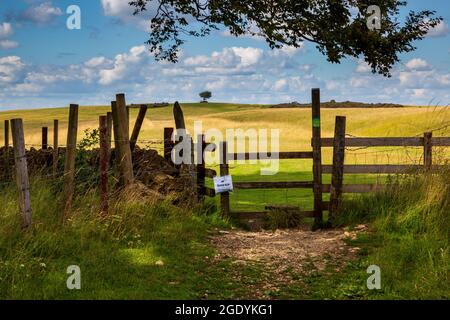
(112, 94), (134, 187)
(423, 132), (432, 171)
(173, 101), (197, 198)
(10, 119), (32, 229)
(130, 105), (148, 152)
(53, 120), (59, 175)
(4, 120), (10, 178)
(106, 112), (113, 151)
(63, 104), (79, 217)
(164, 127), (174, 164)
(220, 141), (230, 217)
(311, 88), (323, 228)
(329, 116), (346, 223)
(99, 116), (109, 215)
(197, 134), (206, 201)
(4, 119), (9, 148)
(41, 127), (48, 150)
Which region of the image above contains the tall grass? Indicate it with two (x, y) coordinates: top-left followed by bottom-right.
(336, 167), (449, 299)
(0, 178), (230, 299)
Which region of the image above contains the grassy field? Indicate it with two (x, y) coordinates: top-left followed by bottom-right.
(0, 103), (449, 299)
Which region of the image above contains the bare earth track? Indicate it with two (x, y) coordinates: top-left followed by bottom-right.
(209, 225), (367, 298)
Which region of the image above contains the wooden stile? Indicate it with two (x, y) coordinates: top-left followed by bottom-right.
(106, 112), (113, 152)
(164, 127), (174, 164)
(99, 116), (109, 215)
(41, 127), (48, 150)
(4, 119), (9, 148)
(53, 120), (59, 174)
(311, 88), (323, 226)
(220, 141), (230, 217)
(423, 132), (432, 171)
(3, 120), (10, 177)
(197, 134), (206, 201)
(329, 116), (346, 220)
(113, 94), (134, 187)
(63, 104), (79, 217)
(130, 105), (148, 151)
(11, 119), (32, 229)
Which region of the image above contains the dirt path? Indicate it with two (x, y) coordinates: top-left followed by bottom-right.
(209, 225), (367, 298)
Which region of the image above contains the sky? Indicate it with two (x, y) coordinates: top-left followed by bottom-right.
(0, 0), (449, 110)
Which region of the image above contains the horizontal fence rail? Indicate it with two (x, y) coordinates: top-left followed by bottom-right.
(318, 137), (450, 147)
(322, 184), (385, 193)
(321, 164), (446, 174)
(233, 181), (314, 189)
(228, 151), (313, 160)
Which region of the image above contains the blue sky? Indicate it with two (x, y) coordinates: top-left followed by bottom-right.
(0, 0), (449, 110)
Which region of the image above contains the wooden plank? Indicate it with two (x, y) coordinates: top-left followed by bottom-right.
(322, 201), (330, 211)
(220, 141), (230, 217)
(163, 127), (174, 164)
(63, 104), (78, 217)
(114, 94), (134, 187)
(4, 120), (10, 178)
(53, 120), (58, 175)
(10, 119), (32, 229)
(432, 137), (450, 146)
(106, 112), (113, 151)
(99, 116), (109, 215)
(319, 137), (424, 147)
(228, 151), (313, 160)
(173, 102), (196, 197)
(173, 101), (186, 130)
(4, 119), (9, 148)
(322, 164), (423, 174)
(424, 132), (432, 171)
(111, 101), (120, 156)
(329, 116), (346, 221)
(130, 105), (148, 151)
(233, 181), (314, 189)
(322, 184), (385, 193)
(311, 88), (323, 225)
(197, 134), (206, 201)
(41, 127), (48, 150)
(205, 168), (217, 178)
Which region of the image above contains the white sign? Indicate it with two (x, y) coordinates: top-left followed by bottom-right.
(213, 175), (233, 193)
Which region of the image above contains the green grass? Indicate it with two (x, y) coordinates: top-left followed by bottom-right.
(0, 178), (250, 299)
(301, 169), (450, 299)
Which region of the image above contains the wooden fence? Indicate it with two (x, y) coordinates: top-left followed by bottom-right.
(2, 89), (450, 230)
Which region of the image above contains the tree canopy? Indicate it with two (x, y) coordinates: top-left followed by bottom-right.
(130, 0), (441, 77)
(199, 90), (212, 102)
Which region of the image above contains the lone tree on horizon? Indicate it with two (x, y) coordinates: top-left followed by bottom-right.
(199, 91), (212, 103)
(130, 0), (441, 77)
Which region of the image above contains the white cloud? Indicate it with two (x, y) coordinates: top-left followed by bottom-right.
(356, 60), (371, 73)
(22, 1), (63, 24)
(0, 22), (13, 38)
(99, 45), (148, 85)
(405, 58), (430, 71)
(101, 0), (135, 17)
(0, 56), (25, 83)
(0, 40), (19, 49)
(427, 20), (450, 38)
